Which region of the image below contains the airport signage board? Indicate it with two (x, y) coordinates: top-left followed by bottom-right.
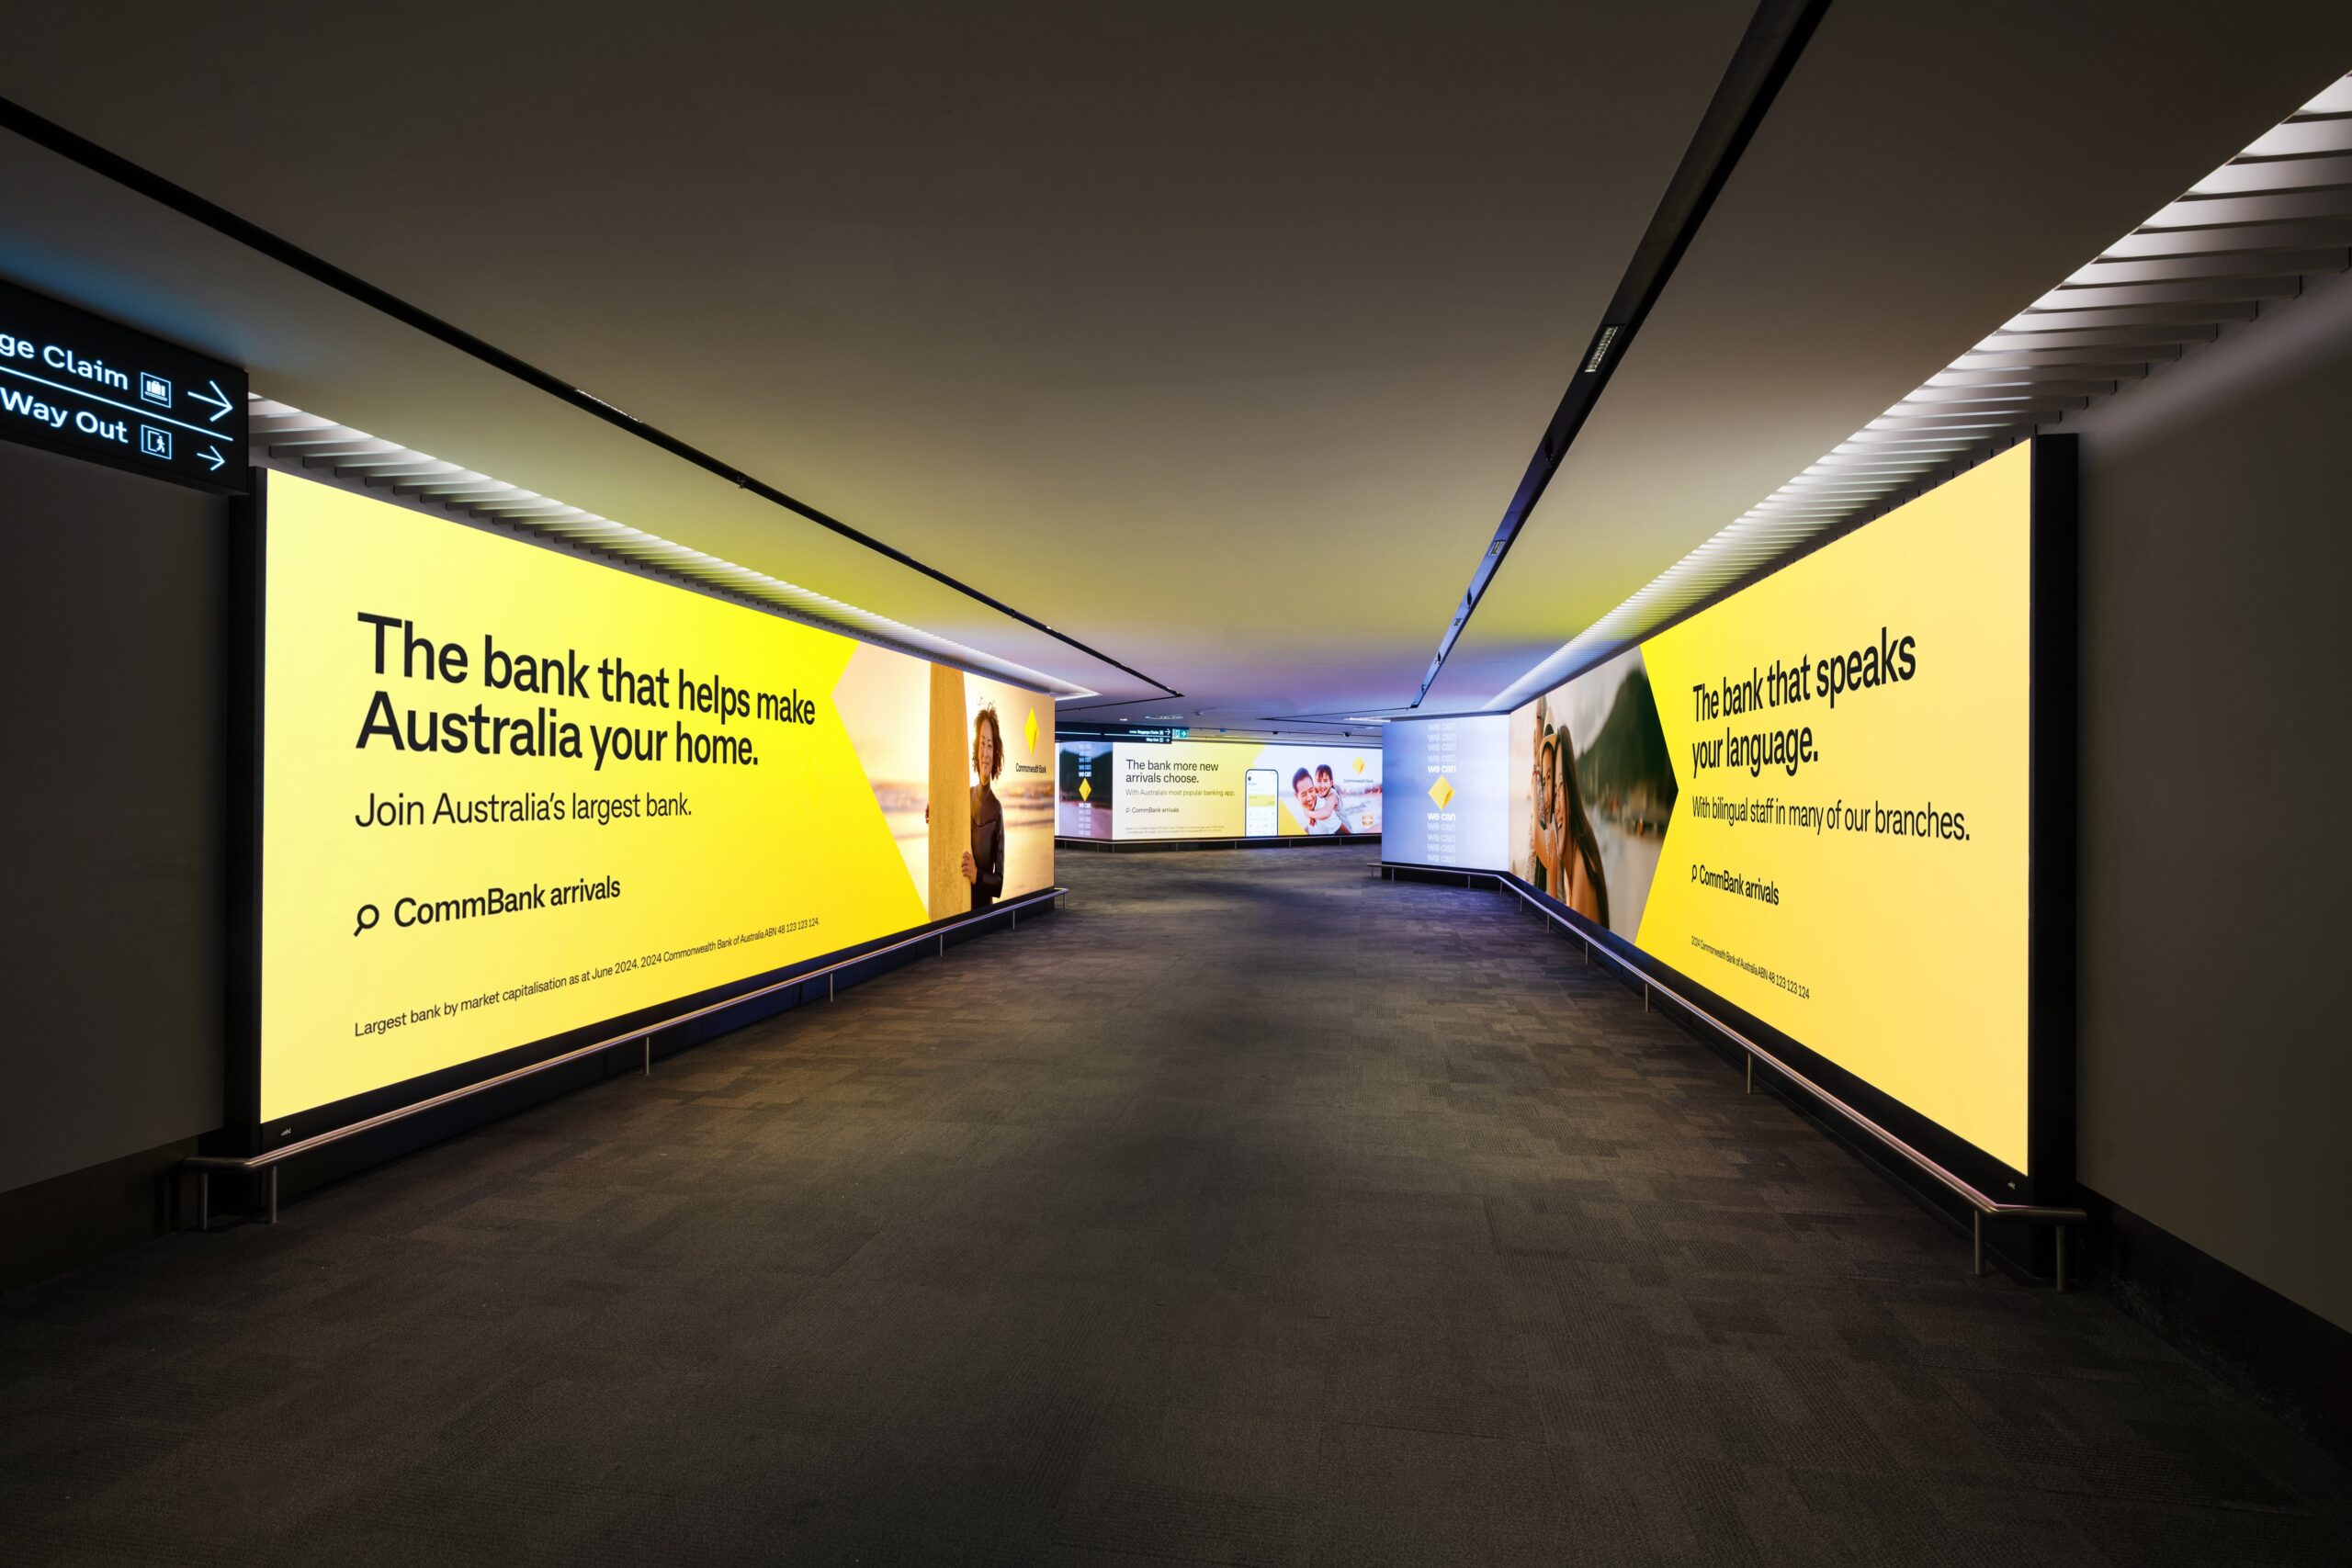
(0, 278), (248, 492)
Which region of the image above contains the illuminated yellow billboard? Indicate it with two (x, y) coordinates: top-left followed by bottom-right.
(1094, 739), (1383, 840)
(1499, 442), (2051, 1173)
(259, 473), (1053, 1126)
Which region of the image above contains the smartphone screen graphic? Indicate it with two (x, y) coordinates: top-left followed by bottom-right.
(1244, 768), (1277, 837)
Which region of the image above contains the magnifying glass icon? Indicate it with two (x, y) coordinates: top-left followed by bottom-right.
(355, 903), (379, 937)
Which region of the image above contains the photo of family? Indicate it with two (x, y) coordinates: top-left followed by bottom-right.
(1509, 647), (1676, 936)
(1283, 760), (1368, 835)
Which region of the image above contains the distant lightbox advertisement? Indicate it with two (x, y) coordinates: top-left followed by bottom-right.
(1391, 440), (2067, 1181)
(1110, 739), (1382, 840)
(1057, 739), (1384, 840)
(256, 472), (1054, 1134)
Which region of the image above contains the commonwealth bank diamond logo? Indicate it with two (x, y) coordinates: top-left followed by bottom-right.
(1079, 776), (1091, 802)
(1352, 755), (1365, 773)
(1429, 775), (1455, 809)
(1023, 706), (1039, 754)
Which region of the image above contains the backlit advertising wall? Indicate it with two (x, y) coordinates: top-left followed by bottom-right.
(259, 472), (1053, 1129)
(1055, 739), (1382, 840)
(1394, 443), (2059, 1177)
(1056, 740), (1114, 840)
(1383, 715), (1509, 869)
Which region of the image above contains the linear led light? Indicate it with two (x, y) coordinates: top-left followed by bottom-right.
(1487, 68), (2352, 713)
(246, 397), (1095, 699)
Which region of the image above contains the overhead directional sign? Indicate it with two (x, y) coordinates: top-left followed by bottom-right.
(0, 278), (248, 493)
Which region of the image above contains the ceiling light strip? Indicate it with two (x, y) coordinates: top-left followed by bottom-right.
(1407, 0), (1833, 708)
(1489, 68), (2352, 713)
(0, 92), (1173, 703)
(248, 399), (1092, 699)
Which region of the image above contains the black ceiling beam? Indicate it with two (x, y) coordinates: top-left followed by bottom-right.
(1410, 0), (1832, 706)
(0, 95), (1179, 701)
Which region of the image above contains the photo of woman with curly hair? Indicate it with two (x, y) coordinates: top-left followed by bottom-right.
(1528, 712), (1609, 927)
(963, 704), (1008, 912)
(1510, 648), (1674, 937)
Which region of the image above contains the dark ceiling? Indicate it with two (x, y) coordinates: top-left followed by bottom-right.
(2, 3), (2346, 726)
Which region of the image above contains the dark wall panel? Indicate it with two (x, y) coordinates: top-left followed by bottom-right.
(0, 439), (227, 1195)
(2073, 267), (2352, 1334)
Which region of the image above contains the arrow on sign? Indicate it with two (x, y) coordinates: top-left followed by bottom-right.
(202, 445), (226, 472)
(189, 379), (235, 423)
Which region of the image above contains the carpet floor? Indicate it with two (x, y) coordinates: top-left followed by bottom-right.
(3, 850), (2346, 1565)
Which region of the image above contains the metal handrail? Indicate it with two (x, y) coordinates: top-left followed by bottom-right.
(1375, 859), (2082, 1287)
(182, 885), (1067, 1226)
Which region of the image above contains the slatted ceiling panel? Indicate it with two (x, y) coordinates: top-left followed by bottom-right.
(1489, 73), (2352, 712)
(1982, 327), (2218, 351)
(2188, 154), (2352, 195)
(2244, 116), (2352, 156)
(2306, 78), (2352, 115)
(2147, 196), (2352, 231)
(1868, 415), (2052, 432)
(1927, 370), (2136, 392)
(242, 398), (1090, 698)
(2002, 301), (2258, 327)
(2047, 277), (2311, 310)
(2115, 219), (2352, 253)
(2073, 247), (2350, 283)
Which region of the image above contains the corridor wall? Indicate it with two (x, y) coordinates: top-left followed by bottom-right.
(253, 471), (1056, 1144)
(1386, 439), (2064, 1195)
(0, 438), (227, 1247)
(2070, 266), (2352, 1339)
(1387, 278), (2352, 1419)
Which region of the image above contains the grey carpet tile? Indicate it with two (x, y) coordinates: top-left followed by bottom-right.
(2, 851), (2347, 1567)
